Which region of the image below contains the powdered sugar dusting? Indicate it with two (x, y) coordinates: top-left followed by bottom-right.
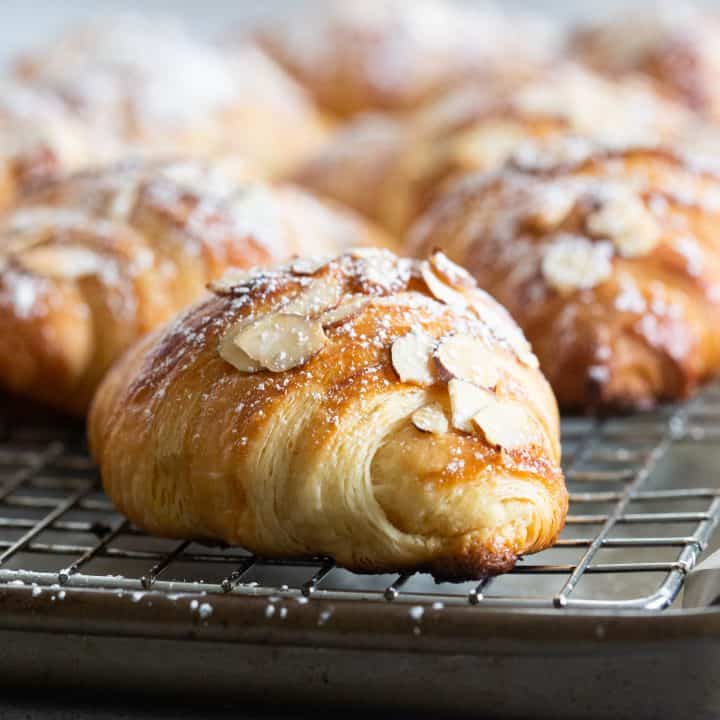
(19, 15), (238, 132)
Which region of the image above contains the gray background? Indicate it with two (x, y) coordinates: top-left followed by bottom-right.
(0, 0), (714, 65)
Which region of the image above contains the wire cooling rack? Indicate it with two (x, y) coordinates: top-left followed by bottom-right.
(1, 387), (719, 613)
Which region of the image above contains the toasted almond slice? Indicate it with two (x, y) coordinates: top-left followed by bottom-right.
(109, 177), (143, 220)
(3, 232), (48, 256)
(504, 328), (540, 369)
(391, 330), (436, 386)
(209, 267), (263, 294)
(472, 397), (541, 450)
(320, 295), (368, 327)
(454, 121), (531, 174)
(523, 183), (578, 231)
(284, 277), (344, 317)
(587, 190), (661, 258)
(512, 135), (594, 173)
(429, 251), (475, 290)
(4, 207), (88, 234)
(412, 403), (449, 434)
(420, 261), (468, 309)
(218, 320), (262, 373)
(542, 234), (613, 293)
(290, 256), (331, 276)
(349, 247), (385, 259)
(435, 335), (500, 388)
(18, 246), (103, 279)
(448, 379), (493, 433)
(472, 297), (540, 369)
(235, 313), (327, 373)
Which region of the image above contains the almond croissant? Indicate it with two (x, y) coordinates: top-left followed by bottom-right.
(0, 83), (127, 212)
(406, 144), (720, 410)
(0, 160), (391, 415)
(571, 5), (720, 121)
(253, 0), (557, 118)
(89, 249), (567, 579)
(293, 65), (699, 235)
(12, 16), (331, 178)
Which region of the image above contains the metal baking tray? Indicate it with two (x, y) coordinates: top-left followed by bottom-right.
(1, 386), (720, 720)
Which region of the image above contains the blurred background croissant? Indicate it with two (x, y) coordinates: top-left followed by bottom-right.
(6, 0), (720, 418)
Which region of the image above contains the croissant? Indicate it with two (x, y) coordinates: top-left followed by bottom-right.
(571, 5), (720, 121)
(254, 0), (558, 117)
(406, 144), (720, 411)
(293, 65), (699, 234)
(0, 83), (127, 211)
(89, 248), (567, 579)
(0, 160), (392, 415)
(12, 16), (331, 177)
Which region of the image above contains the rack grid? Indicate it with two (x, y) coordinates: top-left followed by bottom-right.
(1, 385), (720, 612)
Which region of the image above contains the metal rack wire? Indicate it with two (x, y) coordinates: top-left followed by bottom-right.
(1, 386), (719, 612)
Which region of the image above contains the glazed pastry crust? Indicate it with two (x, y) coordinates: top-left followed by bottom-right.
(293, 65), (697, 234)
(406, 146), (720, 410)
(89, 250), (566, 579)
(0, 160), (392, 414)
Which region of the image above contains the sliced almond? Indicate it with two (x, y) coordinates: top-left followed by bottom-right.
(512, 135), (594, 173)
(290, 256), (331, 276)
(159, 159), (240, 197)
(502, 325), (540, 370)
(472, 397), (541, 450)
(420, 261), (468, 309)
(235, 313), (327, 373)
(218, 320), (262, 373)
(349, 247), (385, 259)
(4, 207), (88, 234)
(3, 231), (48, 256)
(453, 121), (530, 174)
(209, 267), (263, 294)
(284, 277), (344, 317)
(448, 379), (493, 433)
(109, 177), (143, 220)
(18, 246), (103, 279)
(586, 191), (661, 258)
(391, 330), (436, 386)
(542, 235), (613, 294)
(320, 295), (368, 327)
(435, 335), (500, 389)
(522, 183), (578, 232)
(428, 251), (475, 290)
(472, 296), (540, 369)
(412, 403), (449, 434)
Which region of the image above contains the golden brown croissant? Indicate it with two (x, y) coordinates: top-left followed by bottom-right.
(89, 248), (567, 579)
(0, 83), (128, 211)
(571, 5), (720, 121)
(12, 16), (331, 177)
(406, 144), (720, 411)
(254, 0), (558, 117)
(0, 160), (392, 415)
(293, 65), (698, 234)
